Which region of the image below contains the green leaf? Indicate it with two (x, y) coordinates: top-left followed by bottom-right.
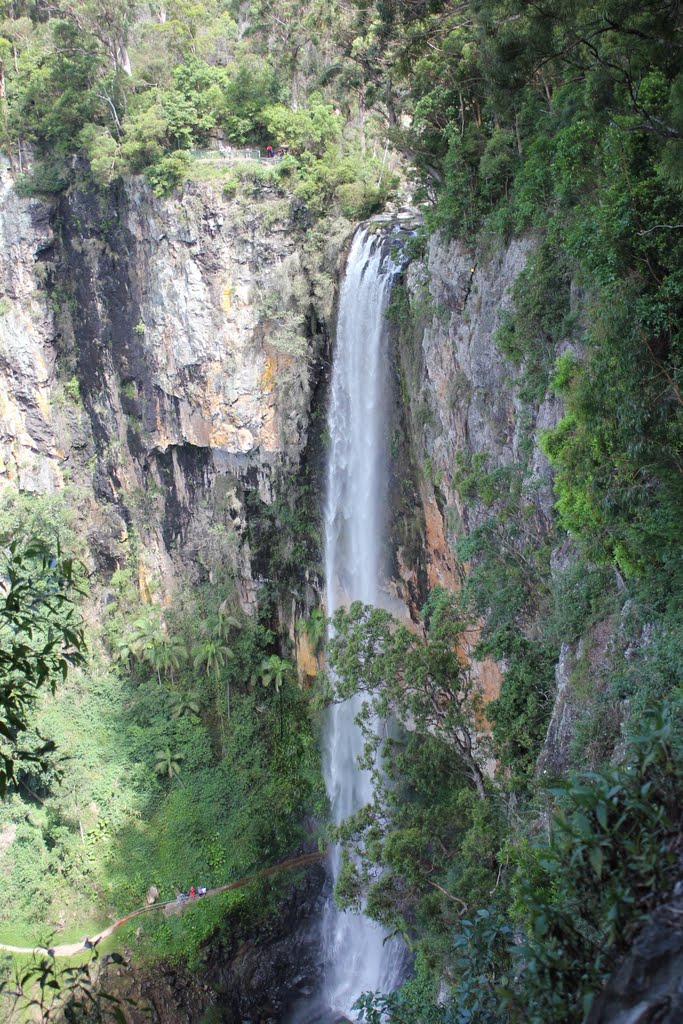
(596, 802), (608, 829)
(589, 846), (603, 879)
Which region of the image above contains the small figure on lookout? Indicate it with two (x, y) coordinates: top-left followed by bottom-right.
(266, 144), (273, 158)
(190, 885), (195, 898)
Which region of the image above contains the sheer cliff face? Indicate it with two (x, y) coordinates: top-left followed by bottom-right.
(0, 160), (60, 492)
(410, 233), (559, 526)
(0, 157), (349, 591)
(391, 232), (563, 709)
(0, 159), (563, 737)
(0, 158), (553, 699)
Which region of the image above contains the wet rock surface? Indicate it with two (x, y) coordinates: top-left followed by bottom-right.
(390, 233), (562, 707)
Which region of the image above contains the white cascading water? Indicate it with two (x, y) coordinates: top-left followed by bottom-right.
(319, 228), (405, 1018)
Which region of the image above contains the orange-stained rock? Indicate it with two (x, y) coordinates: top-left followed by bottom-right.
(296, 631), (321, 689)
(138, 562), (153, 604)
(420, 484), (502, 728)
(422, 486), (460, 592)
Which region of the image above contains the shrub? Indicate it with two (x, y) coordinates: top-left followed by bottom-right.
(14, 161), (69, 196)
(505, 697), (683, 1022)
(145, 150), (191, 196)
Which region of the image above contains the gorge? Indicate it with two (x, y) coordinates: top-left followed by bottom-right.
(0, 2), (682, 1022)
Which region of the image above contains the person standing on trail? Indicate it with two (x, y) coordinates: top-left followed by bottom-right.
(190, 886), (195, 898)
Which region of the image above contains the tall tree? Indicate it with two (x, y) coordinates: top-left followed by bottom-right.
(0, 540), (85, 795)
(326, 592), (488, 799)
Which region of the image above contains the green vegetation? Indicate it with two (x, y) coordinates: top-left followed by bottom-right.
(0, 947), (135, 1022)
(0, 538), (85, 795)
(326, 600), (682, 1024)
(0, 493), (326, 974)
(0, 1), (398, 212)
(0, 0), (681, 1018)
(314, 2), (680, 1019)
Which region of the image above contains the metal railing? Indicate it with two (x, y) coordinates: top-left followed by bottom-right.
(192, 147), (264, 163)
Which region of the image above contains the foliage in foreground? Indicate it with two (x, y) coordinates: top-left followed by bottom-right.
(349, 682), (682, 1024)
(0, 540), (85, 796)
(0, 948), (144, 1023)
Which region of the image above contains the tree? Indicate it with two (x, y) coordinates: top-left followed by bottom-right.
(325, 591), (488, 799)
(0, 948), (132, 1022)
(262, 95), (341, 155)
(296, 607), (326, 655)
(153, 746), (184, 781)
(259, 654), (294, 738)
(113, 609), (189, 687)
(192, 614), (235, 748)
(193, 634), (233, 680)
(170, 688), (201, 719)
(248, 0), (339, 111)
(60, 0), (139, 77)
(0, 540), (85, 796)
(259, 653), (292, 692)
(148, 631), (185, 684)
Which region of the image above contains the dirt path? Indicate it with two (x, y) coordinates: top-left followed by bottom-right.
(0, 851), (324, 958)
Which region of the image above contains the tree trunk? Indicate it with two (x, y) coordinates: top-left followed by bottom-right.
(358, 81), (366, 153)
(385, 77), (398, 127)
(467, 756), (486, 800)
(515, 112), (523, 156)
(115, 41), (132, 76)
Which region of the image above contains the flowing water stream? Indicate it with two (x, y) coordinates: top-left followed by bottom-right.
(303, 228), (406, 1021)
(285, 227), (407, 1024)
(320, 228), (405, 1017)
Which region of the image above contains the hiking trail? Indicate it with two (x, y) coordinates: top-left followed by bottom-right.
(0, 851), (324, 958)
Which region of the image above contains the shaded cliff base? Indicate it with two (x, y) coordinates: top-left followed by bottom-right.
(96, 860), (329, 1024)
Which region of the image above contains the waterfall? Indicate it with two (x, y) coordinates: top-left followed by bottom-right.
(318, 228), (405, 1018)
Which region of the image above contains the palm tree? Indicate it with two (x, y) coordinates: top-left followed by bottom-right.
(113, 613), (152, 667)
(115, 611), (164, 675)
(192, 606), (241, 750)
(193, 636), (233, 688)
(154, 747), (184, 782)
(214, 602), (240, 639)
(193, 634), (234, 755)
(260, 655), (294, 738)
(112, 633), (135, 669)
(149, 633), (186, 684)
(170, 690), (201, 720)
(259, 654), (291, 693)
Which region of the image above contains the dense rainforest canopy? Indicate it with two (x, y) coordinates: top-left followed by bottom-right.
(0, 0), (682, 1022)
